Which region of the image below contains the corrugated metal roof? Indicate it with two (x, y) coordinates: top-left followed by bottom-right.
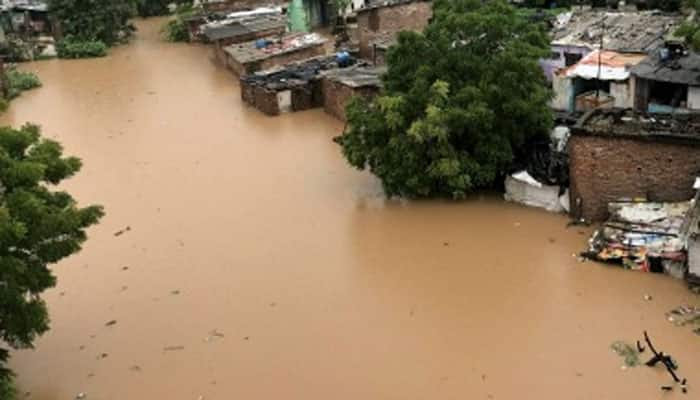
(631, 51), (700, 86)
(564, 50), (646, 80)
(203, 15), (286, 41)
(552, 10), (682, 54)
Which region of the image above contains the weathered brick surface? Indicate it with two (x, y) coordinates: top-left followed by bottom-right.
(214, 26), (286, 65)
(357, 1), (432, 60)
(569, 135), (700, 221)
(240, 78), (256, 105)
(322, 78), (380, 121)
(254, 85), (279, 116)
(226, 44), (326, 76)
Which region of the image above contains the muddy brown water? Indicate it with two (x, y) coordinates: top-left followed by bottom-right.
(3, 19), (699, 400)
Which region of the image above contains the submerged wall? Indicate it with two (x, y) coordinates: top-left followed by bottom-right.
(569, 135), (700, 221)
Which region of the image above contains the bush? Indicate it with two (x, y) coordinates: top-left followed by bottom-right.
(0, 371), (17, 400)
(56, 37), (108, 59)
(137, 0), (172, 17)
(5, 68), (42, 100)
(162, 18), (190, 42)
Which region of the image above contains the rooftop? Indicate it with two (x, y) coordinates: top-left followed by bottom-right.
(242, 56), (366, 91)
(203, 14), (286, 41)
(631, 50), (700, 86)
(358, 0), (426, 12)
(563, 50), (646, 80)
(321, 65), (385, 88)
(573, 108), (700, 143)
(1, 0), (47, 12)
(551, 10), (683, 53)
(224, 33), (327, 64)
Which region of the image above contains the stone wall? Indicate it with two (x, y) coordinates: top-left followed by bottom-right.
(322, 79), (380, 121)
(568, 134), (700, 221)
(356, 1), (432, 60)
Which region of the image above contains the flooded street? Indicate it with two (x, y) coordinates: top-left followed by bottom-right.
(3, 18), (699, 400)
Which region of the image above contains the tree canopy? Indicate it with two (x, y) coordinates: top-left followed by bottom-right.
(0, 124), (103, 387)
(49, 0), (136, 46)
(336, 0), (553, 199)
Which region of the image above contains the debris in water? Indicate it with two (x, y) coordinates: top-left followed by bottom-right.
(661, 385), (673, 392)
(97, 353), (108, 359)
(171, 290), (180, 295)
(105, 320), (117, 327)
(129, 365), (141, 372)
(204, 329), (225, 342)
(120, 286), (128, 292)
(636, 340), (645, 353)
(163, 345), (185, 352)
(694, 327), (700, 336)
(121, 266), (129, 271)
(644, 294), (653, 301)
(610, 341), (640, 367)
(643, 331), (685, 387)
(59, 291), (66, 296)
(443, 242), (449, 247)
(548, 237), (556, 243)
(75, 393), (86, 400)
(243, 336), (250, 341)
(666, 305), (700, 327)
(269, 302), (276, 307)
(113, 226), (131, 236)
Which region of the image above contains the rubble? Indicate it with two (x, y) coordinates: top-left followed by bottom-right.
(582, 200), (696, 277)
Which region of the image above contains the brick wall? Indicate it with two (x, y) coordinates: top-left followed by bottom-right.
(568, 134), (700, 221)
(322, 78), (380, 121)
(357, 1), (432, 60)
(254, 85), (280, 115)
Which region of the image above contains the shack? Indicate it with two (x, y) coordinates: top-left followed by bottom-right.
(223, 32), (328, 75)
(552, 50), (646, 112)
(542, 10), (682, 82)
(203, 11), (286, 64)
(568, 109), (700, 222)
(1, 0), (50, 35)
(321, 64), (383, 120)
(355, 0), (432, 60)
(631, 50), (700, 113)
(240, 56), (358, 116)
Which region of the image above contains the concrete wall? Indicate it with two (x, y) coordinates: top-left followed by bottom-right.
(611, 80), (635, 108)
(356, 1), (432, 60)
(540, 44), (590, 82)
(551, 73), (573, 111)
(569, 135), (700, 221)
(690, 233), (700, 284)
(688, 86), (700, 110)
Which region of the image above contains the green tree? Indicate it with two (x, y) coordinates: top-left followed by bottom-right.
(49, 0), (136, 46)
(0, 124), (104, 390)
(336, 0), (553, 199)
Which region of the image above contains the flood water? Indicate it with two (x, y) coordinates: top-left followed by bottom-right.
(3, 19), (699, 400)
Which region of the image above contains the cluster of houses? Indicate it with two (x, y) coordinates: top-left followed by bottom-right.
(190, 1), (699, 285)
(186, 0), (431, 119)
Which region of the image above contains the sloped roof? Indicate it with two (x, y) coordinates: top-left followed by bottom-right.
(564, 50), (646, 80)
(203, 15), (286, 41)
(552, 10), (683, 53)
(631, 51), (700, 86)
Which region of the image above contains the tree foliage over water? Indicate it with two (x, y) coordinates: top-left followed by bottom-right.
(336, 0), (553, 198)
(49, 0), (136, 46)
(0, 124), (104, 392)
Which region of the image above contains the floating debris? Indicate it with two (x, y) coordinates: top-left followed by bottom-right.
(163, 345), (185, 352)
(204, 329), (225, 342)
(666, 305), (700, 327)
(644, 294), (653, 301)
(170, 290), (181, 295)
(113, 226), (131, 236)
(610, 341), (641, 367)
(75, 393), (86, 400)
(105, 320), (117, 327)
(129, 365), (142, 372)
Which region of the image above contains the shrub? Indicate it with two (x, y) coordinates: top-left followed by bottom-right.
(56, 37), (108, 59)
(5, 68), (42, 100)
(162, 18), (190, 42)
